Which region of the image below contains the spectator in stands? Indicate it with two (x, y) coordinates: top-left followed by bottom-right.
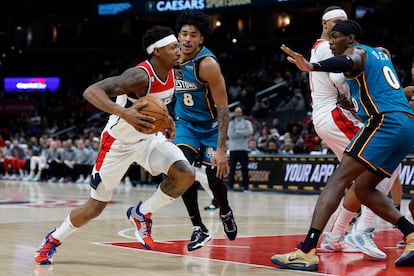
(302, 122), (322, 153)
(74, 138), (92, 184)
(238, 88), (253, 116)
(227, 106), (253, 191)
(3, 139), (27, 180)
(82, 136), (100, 184)
(248, 139), (262, 156)
(251, 98), (270, 119)
(59, 139), (77, 183)
(280, 138), (294, 155)
(256, 126), (270, 152)
(264, 138), (280, 154)
(228, 78), (242, 102)
(24, 136), (49, 181)
(270, 117), (283, 136)
(1, 140), (12, 178)
(46, 140), (64, 182)
(0, 134), (4, 148)
(286, 122), (303, 145)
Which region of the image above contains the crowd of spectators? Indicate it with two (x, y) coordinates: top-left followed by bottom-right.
(1, 13), (413, 184)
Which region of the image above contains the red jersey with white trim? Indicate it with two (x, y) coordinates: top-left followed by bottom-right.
(105, 60), (175, 144)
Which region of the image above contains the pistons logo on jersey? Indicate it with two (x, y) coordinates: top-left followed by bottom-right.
(175, 79), (197, 91)
(175, 70), (197, 92)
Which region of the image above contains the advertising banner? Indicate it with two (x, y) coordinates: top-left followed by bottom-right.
(231, 155), (414, 196)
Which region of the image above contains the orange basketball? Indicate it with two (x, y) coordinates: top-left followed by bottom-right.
(137, 96), (169, 134)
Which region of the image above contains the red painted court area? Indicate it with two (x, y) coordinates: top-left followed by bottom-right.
(104, 229), (414, 275)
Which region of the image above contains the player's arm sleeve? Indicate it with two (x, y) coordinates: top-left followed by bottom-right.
(312, 55), (353, 72)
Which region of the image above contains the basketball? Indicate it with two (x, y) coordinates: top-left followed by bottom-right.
(137, 96), (169, 134)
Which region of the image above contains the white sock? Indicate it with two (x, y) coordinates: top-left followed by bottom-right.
(330, 205), (356, 236)
(52, 214), (79, 242)
(355, 165), (400, 232)
(376, 165), (400, 195)
(356, 205), (377, 232)
(140, 186), (175, 214)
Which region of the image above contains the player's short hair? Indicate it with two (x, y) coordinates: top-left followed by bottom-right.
(332, 20), (363, 40)
(142, 25), (175, 53)
(176, 10), (211, 37)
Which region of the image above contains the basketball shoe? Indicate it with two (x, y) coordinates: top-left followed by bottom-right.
(187, 226), (212, 251)
(344, 224), (386, 259)
(395, 232), (414, 266)
(397, 235), (406, 248)
(127, 202), (153, 250)
(220, 209), (237, 240)
(34, 229), (61, 265)
(319, 232), (358, 252)
(204, 199), (218, 211)
(270, 247), (319, 271)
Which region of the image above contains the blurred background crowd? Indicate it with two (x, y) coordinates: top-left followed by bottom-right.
(1, 0), (413, 183)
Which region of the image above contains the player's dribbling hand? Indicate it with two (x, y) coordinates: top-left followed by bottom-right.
(124, 100), (156, 133)
(162, 116), (176, 140)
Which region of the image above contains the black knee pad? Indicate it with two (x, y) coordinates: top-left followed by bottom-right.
(178, 145), (198, 165)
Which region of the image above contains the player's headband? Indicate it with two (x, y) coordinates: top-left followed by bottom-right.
(322, 9), (347, 21)
(146, 34), (178, 55)
(332, 20), (363, 40)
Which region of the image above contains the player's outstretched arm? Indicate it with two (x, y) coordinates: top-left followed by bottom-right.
(280, 44), (313, 72)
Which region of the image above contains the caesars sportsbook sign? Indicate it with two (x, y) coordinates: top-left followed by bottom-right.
(96, 0), (308, 16)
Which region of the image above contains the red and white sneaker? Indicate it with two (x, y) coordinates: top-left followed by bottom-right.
(34, 229), (61, 265)
(127, 202), (153, 250)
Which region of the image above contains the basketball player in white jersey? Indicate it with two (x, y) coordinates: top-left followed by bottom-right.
(35, 26), (195, 265)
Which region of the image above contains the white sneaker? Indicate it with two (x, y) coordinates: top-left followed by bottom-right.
(124, 176), (132, 188)
(319, 232), (358, 252)
(397, 239), (406, 248)
(83, 175), (91, 184)
(23, 173), (35, 181)
(76, 175), (85, 184)
(32, 173), (41, 182)
(344, 224), (386, 259)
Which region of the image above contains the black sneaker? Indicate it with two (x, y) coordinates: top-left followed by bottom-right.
(221, 209), (237, 240)
(187, 226), (212, 251)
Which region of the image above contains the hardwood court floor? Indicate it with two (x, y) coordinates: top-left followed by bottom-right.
(1, 179), (413, 276)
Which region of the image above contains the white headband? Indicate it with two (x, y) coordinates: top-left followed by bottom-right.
(322, 9), (348, 21)
(146, 34), (178, 55)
